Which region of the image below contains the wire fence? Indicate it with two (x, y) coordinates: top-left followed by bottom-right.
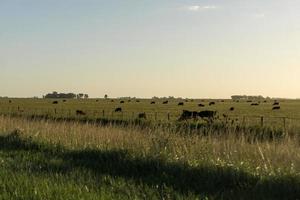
(1, 106), (300, 130)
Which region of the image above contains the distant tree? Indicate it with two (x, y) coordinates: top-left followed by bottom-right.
(104, 94), (108, 99)
(84, 94), (89, 99)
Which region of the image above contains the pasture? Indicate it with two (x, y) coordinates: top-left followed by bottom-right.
(1, 98), (300, 129)
(0, 115), (299, 199)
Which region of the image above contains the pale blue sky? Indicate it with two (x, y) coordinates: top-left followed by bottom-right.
(1, 0), (300, 98)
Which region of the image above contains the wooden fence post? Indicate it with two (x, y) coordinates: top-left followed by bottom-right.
(283, 117), (286, 131)
(260, 116), (264, 127)
(167, 113), (170, 121)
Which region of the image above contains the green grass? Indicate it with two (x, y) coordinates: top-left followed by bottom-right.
(0, 116), (299, 199)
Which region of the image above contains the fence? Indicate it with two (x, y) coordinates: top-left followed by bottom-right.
(1, 106), (300, 130)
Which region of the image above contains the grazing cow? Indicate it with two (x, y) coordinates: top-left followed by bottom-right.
(185, 100), (189, 102)
(96, 99), (99, 102)
(247, 100), (252, 103)
(151, 101), (155, 104)
(163, 101), (168, 104)
(198, 110), (217, 119)
(263, 100), (267, 103)
(220, 100), (225, 102)
(138, 112), (146, 119)
(209, 102), (215, 106)
(120, 101), (125, 104)
(178, 110), (198, 121)
(8, 100), (12, 103)
(76, 110), (86, 115)
(251, 103), (259, 106)
(115, 107), (122, 112)
(272, 106), (280, 110)
(63, 100), (67, 102)
(111, 100), (114, 102)
(229, 107), (235, 111)
(136, 100), (140, 103)
(198, 104), (205, 107)
(178, 110), (216, 121)
(52, 101), (58, 104)
(178, 102), (184, 106)
(273, 102), (279, 106)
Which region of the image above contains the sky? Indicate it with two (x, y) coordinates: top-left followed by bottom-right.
(1, 0), (300, 98)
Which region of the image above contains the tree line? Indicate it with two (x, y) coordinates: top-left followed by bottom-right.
(44, 92), (89, 99)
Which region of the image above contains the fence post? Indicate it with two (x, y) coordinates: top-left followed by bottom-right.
(167, 113), (170, 121)
(102, 110), (105, 118)
(54, 108), (57, 115)
(283, 117), (286, 132)
(260, 116), (264, 127)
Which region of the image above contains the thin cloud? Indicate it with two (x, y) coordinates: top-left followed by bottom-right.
(186, 5), (217, 11)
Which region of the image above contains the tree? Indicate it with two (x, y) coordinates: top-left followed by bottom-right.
(104, 94), (108, 99)
(84, 94), (89, 99)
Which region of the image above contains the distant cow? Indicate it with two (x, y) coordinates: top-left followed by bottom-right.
(151, 101), (155, 104)
(178, 110), (216, 121)
(52, 101), (58, 104)
(220, 100), (225, 102)
(272, 106), (280, 110)
(76, 110), (86, 115)
(120, 101), (125, 104)
(198, 104), (205, 107)
(138, 112), (146, 119)
(209, 102), (215, 106)
(63, 100), (67, 102)
(178, 110), (198, 121)
(163, 101), (168, 104)
(8, 100), (12, 103)
(178, 102), (184, 106)
(111, 100), (114, 102)
(96, 99), (99, 102)
(251, 103), (259, 106)
(198, 110), (217, 119)
(229, 107), (235, 111)
(136, 100), (140, 103)
(115, 107), (122, 112)
(273, 102), (279, 106)
(247, 100), (252, 103)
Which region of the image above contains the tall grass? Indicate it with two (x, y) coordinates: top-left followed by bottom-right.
(0, 115), (299, 199)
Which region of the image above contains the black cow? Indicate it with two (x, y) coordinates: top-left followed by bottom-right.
(136, 100), (140, 103)
(178, 110), (198, 121)
(76, 110), (86, 115)
(273, 102), (279, 106)
(198, 104), (205, 107)
(151, 101), (155, 104)
(178, 102), (184, 106)
(209, 102), (215, 106)
(120, 101), (125, 104)
(198, 110), (217, 119)
(229, 107), (235, 111)
(251, 103), (259, 106)
(111, 100), (114, 102)
(52, 101), (58, 104)
(115, 107), (122, 112)
(163, 101), (168, 104)
(63, 100), (67, 102)
(8, 100), (12, 103)
(272, 106), (280, 110)
(138, 112), (146, 119)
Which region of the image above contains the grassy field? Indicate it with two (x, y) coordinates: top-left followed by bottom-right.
(0, 115), (299, 199)
(1, 98), (300, 124)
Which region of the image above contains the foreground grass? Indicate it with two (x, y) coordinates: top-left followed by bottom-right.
(0, 116), (299, 199)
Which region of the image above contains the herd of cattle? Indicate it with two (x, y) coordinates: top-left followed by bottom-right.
(6, 99), (282, 121)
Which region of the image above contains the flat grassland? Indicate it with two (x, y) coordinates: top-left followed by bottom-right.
(0, 116), (299, 199)
(0, 98), (299, 199)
